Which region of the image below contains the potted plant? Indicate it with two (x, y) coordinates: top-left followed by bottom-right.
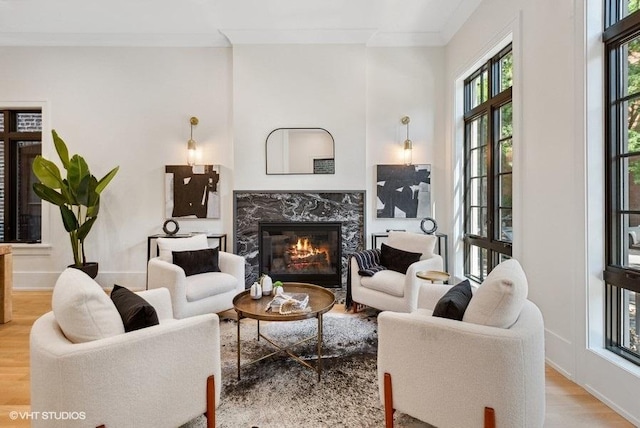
(32, 130), (119, 278)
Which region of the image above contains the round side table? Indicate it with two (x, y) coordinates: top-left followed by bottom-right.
(416, 270), (450, 283)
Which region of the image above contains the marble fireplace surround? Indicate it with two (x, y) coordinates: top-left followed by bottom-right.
(234, 191), (366, 287)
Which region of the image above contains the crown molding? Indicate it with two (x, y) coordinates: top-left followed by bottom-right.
(220, 29), (377, 45)
(0, 32), (231, 47)
(366, 31), (446, 47)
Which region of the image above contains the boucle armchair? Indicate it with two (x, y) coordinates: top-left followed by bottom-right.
(30, 272), (221, 428)
(147, 234), (245, 318)
(350, 231), (445, 312)
(378, 259), (545, 428)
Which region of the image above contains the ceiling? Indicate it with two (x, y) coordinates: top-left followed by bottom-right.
(0, 0), (482, 47)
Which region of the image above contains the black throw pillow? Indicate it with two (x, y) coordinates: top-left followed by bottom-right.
(380, 243), (422, 274)
(172, 247), (221, 276)
(110, 285), (160, 332)
(432, 280), (473, 321)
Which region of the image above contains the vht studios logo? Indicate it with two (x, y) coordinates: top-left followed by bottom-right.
(9, 411), (86, 421)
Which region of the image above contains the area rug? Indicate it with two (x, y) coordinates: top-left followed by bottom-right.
(183, 310), (431, 428)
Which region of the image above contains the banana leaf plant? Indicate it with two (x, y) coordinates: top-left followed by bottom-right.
(32, 130), (119, 267)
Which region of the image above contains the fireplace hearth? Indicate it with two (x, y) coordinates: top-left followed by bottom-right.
(259, 222), (342, 287)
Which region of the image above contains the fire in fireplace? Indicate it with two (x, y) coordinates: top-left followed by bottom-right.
(259, 222), (342, 287)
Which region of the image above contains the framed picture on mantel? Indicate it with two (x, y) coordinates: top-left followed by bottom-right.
(165, 165), (220, 219)
(376, 164), (431, 219)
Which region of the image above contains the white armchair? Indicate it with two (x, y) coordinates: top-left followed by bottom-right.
(350, 231), (445, 313)
(377, 259), (545, 428)
(147, 234), (245, 318)
(30, 276), (221, 428)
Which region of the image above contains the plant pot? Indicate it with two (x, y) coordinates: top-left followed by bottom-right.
(68, 262), (99, 279)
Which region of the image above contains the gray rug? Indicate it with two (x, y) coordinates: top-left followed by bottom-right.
(184, 310), (430, 428)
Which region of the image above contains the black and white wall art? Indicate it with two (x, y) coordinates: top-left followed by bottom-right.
(376, 164), (431, 218)
(165, 165), (220, 219)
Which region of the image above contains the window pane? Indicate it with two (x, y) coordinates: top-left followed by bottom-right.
(622, 289), (639, 354)
(624, 97), (640, 154)
(16, 112), (42, 132)
(500, 208), (513, 242)
(499, 103), (513, 139)
(623, 37), (640, 98)
(469, 244), (488, 280)
(499, 139), (513, 173)
(499, 174), (512, 208)
(468, 207), (487, 236)
(623, 156), (640, 210)
(623, 0), (640, 19)
(624, 213), (640, 268)
(470, 177), (487, 206)
(499, 52), (513, 92)
(16, 141), (41, 242)
(469, 115), (488, 149)
(470, 146), (487, 177)
(469, 70), (489, 109)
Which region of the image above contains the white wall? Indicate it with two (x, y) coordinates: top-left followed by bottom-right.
(232, 44), (445, 247)
(0, 47), (232, 289)
(444, 0), (640, 425)
(366, 47), (446, 238)
(232, 45), (366, 191)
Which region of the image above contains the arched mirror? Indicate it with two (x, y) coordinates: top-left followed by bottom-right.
(266, 128), (335, 174)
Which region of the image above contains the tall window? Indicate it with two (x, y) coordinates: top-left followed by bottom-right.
(604, 0), (640, 365)
(0, 110), (42, 243)
(463, 45), (513, 282)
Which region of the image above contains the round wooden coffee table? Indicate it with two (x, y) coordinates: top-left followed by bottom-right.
(233, 282), (335, 381)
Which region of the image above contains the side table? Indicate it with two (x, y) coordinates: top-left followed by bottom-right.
(416, 270), (450, 283)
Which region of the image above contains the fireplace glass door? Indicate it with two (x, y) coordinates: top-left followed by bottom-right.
(259, 222), (342, 287)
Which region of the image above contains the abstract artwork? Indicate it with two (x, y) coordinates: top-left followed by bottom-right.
(376, 164), (431, 218)
(165, 165), (220, 219)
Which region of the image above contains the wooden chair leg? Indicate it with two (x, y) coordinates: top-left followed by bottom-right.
(484, 407), (495, 428)
(206, 375), (216, 428)
(384, 372), (395, 428)
(353, 302), (366, 313)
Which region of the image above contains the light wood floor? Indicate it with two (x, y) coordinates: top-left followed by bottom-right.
(0, 291), (635, 428)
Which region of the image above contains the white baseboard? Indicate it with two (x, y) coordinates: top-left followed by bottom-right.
(544, 327), (575, 377)
(582, 383), (640, 427)
(13, 270), (147, 291)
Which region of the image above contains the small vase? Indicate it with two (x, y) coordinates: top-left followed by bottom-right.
(250, 282), (262, 299)
(261, 275), (273, 296)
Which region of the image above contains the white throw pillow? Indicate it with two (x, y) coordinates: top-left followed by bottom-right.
(156, 234), (209, 263)
(462, 259), (528, 328)
(387, 231), (437, 260)
(52, 268), (124, 343)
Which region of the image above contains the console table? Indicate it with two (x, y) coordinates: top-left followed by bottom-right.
(372, 232), (449, 272)
(147, 233), (227, 261)
(0, 245), (12, 324)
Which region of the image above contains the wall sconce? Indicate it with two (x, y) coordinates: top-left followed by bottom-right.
(401, 116), (412, 166)
(187, 116), (199, 166)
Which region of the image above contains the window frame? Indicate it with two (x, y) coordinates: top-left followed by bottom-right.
(0, 109), (43, 243)
(603, 0), (640, 366)
(463, 44), (513, 283)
